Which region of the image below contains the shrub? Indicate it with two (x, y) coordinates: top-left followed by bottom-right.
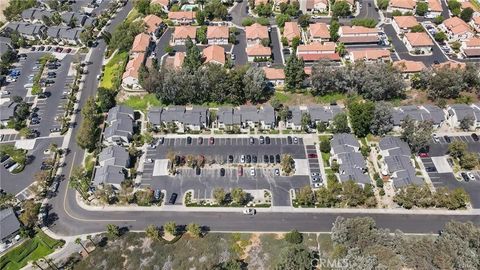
(284, 229), (303, 244)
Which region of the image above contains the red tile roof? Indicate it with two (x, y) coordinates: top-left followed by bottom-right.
(143, 15), (163, 33)
(245, 23), (269, 40)
(207, 26), (229, 39)
(393, 60), (426, 73)
(404, 32), (434, 47)
(122, 53), (145, 79)
(173, 26), (197, 39)
(246, 44), (272, 56)
(203, 45), (225, 65)
(263, 67), (285, 80)
(309, 23), (330, 39)
(131, 33), (151, 53)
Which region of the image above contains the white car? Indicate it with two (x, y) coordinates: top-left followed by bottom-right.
(243, 208), (256, 215)
(146, 158), (153, 163)
(274, 168), (280, 176)
(466, 172), (476, 181)
(250, 168), (255, 176)
(432, 133), (440, 143)
(240, 155), (245, 163)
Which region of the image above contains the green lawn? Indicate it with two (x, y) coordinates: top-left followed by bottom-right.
(0, 231), (64, 270)
(100, 51), (129, 90)
(125, 8), (141, 24)
(315, 92), (347, 104)
(121, 94), (162, 112)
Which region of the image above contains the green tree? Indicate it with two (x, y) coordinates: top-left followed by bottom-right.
(351, 18), (377, 28)
(300, 112), (311, 132)
(411, 24), (425, 32)
(332, 1), (351, 17)
(97, 87), (116, 112)
(415, 1), (428, 16)
(3, 0), (36, 20)
(183, 37), (202, 72)
(329, 19), (340, 41)
(460, 152), (478, 169)
(145, 224), (160, 240)
(448, 0), (461, 16)
(187, 223), (202, 238)
(460, 115), (475, 131)
(434, 31), (447, 42)
(460, 7), (474, 22)
(75, 238), (88, 254)
(332, 113), (350, 133)
(348, 101), (374, 137)
(377, 0), (389, 9)
(275, 245), (313, 269)
(370, 101), (393, 136)
(275, 14), (291, 27)
(320, 139), (331, 153)
(135, 0), (151, 15)
(243, 66), (271, 103)
(297, 14), (310, 28)
(106, 224), (120, 239)
(231, 187), (248, 205)
(196, 26), (208, 44)
(196, 10), (206, 25)
(76, 97), (99, 151)
(284, 229), (303, 244)
(400, 117), (433, 152)
(213, 187), (227, 205)
(204, 0), (228, 19)
(19, 199), (39, 229)
(164, 221), (177, 236)
(285, 54), (305, 91)
(433, 15), (445, 24)
(281, 154), (295, 174)
(296, 186), (314, 206)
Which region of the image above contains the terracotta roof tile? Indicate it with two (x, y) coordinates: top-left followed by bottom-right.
(428, 0), (442, 12)
(151, 0), (169, 7)
(283, 22), (301, 42)
(404, 32), (434, 47)
(168, 11), (195, 20)
(263, 67), (285, 80)
(132, 33), (151, 53)
(143, 15), (163, 33)
(465, 37), (480, 47)
(443, 17), (473, 35)
(393, 16), (419, 29)
(207, 26), (229, 39)
(350, 49), (391, 61)
(173, 26), (197, 39)
(122, 53), (145, 79)
(245, 23), (269, 40)
(393, 60), (426, 73)
(297, 41), (336, 52)
(203, 45), (225, 65)
(246, 44), (272, 56)
(340, 26), (378, 35)
(309, 23), (330, 39)
(389, 0), (415, 9)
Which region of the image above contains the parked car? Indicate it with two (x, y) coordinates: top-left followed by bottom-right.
(466, 172), (476, 181)
(1, 155), (10, 163)
(169, 193), (178, 204)
(250, 168), (255, 176)
(159, 137), (164, 144)
(265, 136), (271, 144)
(246, 155), (251, 163)
(293, 137), (299, 144)
(220, 168), (225, 176)
(187, 136), (192, 144)
(461, 172), (469, 182)
(263, 155), (269, 163)
(3, 159), (16, 169)
(228, 155), (234, 163)
(209, 137), (215, 145)
(154, 189), (161, 201)
(308, 153), (318, 158)
(198, 137), (203, 144)
(259, 136), (264, 144)
(196, 166), (201, 175)
(243, 208), (256, 215)
(425, 167), (436, 172)
(472, 133), (479, 142)
(240, 155), (245, 163)
(269, 155), (274, 163)
(287, 136), (292, 144)
(275, 154), (280, 163)
(432, 133), (440, 143)
(443, 135), (451, 143)
(252, 155), (257, 163)
(274, 168), (280, 176)
(249, 137), (255, 144)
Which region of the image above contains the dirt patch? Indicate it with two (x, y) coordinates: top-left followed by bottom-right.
(162, 233), (175, 241)
(241, 233), (261, 260)
(0, 0), (8, 22)
(274, 233), (284, 240)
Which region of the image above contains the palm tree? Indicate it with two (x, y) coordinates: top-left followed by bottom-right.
(75, 238), (88, 254)
(145, 225), (160, 241)
(106, 224), (120, 239)
(86, 235), (96, 247)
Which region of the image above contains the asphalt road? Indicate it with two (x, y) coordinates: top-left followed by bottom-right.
(232, 29), (248, 66)
(357, 0), (380, 21)
(384, 24), (448, 66)
(229, 0), (250, 26)
(44, 0), (480, 237)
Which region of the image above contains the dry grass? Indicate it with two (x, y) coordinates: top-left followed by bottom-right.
(0, 0), (8, 22)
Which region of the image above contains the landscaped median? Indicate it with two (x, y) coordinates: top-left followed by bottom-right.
(184, 189), (272, 208)
(0, 230), (64, 270)
(99, 51), (129, 90)
(31, 54), (56, 95)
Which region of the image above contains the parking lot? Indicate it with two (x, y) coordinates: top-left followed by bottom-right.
(3, 52), (74, 137)
(0, 137), (63, 198)
(419, 135), (480, 208)
(141, 136), (313, 206)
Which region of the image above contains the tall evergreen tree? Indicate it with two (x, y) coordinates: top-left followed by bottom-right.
(182, 37), (202, 72)
(284, 54), (305, 91)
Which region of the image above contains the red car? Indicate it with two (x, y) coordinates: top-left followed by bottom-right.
(419, 152), (429, 158)
(65, 48), (72, 53)
(237, 166), (243, 176)
(209, 137), (214, 145)
(308, 153), (318, 158)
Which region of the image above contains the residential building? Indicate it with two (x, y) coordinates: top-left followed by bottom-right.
(348, 49), (391, 63)
(0, 37), (13, 56)
(427, 0), (443, 17)
(143, 14), (165, 37)
(246, 44), (272, 62)
(378, 136), (423, 188)
(387, 0), (415, 13)
(168, 11), (196, 25)
(391, 105), (446, 129)
(392, 16), (419, 34)
(98, 145), (130, 168)
(286, 105), (343, 130)
(104, 105), (135, 146)
(245, 23), (269, 46)
(255, 0), (269, 6)
(151, 0), (170, 12)
(330, 134), (370, 186)
(0, 208), (20, 244)
(471, 16), (480, 32)
(283, 22), (301, 45)
(299, 0), (329, 13)
(46, 26), (83, 45)
(403, 32), (434, 54)
(263, 67), (285, 86)
(461, 37), (480, 58)
(148, 106), (209, 132)
(203, 45), (225, 65)
(132, 33), (151, 53)
(237, 105), (276, 130)
(6, 22), (46, 40)
(440, 17), (475, 41)
(207, 26), (229, 45)
(172, 26), (197, 45)
(296, 42), (340, 62)
(21, 8), (53, 23)
(93, 165), (126, 189)
(173, 52), (185, 69)
(308, 22), (330, 42)
(215, 107), (242, 129)
(0, 100), (17, 126)
(338, 26), (379, 44)
(447, 104), (478, 128)
(393, 60), (426, 78)
(433, 60), (466, 69)
(122, 53), (145, 91)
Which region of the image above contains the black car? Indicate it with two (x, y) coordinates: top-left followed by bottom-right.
(444, 135), (451, 143)
(187, 136), (192, 144)
(246, 155), (251, 163)
(433, 60), (440, 65)
(0, 155), (10, 163)
(275, 154), (281, 163)
(37, 93), (47, 99)
(461, 172), (469, 182)
(264, 155), (269, 163)
(228, 155), (234, 163)
(287, 136), (293, 144)
(269, 155), (275, 163)
(196, 166), (201, 175)
(198, 137), (203, 144)
(169, 193), (178, 204)
(425, 167), (436, 172)
(265, 136), (271, 144)
(252, 155), (257, 163)
(220, 168), (225, 176)
(472, 133), (479, 142)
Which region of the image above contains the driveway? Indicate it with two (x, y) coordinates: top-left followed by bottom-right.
(384, 24), (447, 66)
(232, 29), (248, 66)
